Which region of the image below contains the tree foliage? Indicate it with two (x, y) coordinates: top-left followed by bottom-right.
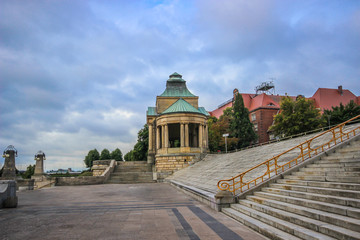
(21, 164), (35, 179)
(124, 124), (149, 161)
(111, 148), (123, 161)
(208, 108), (240, 152)
(269, 96), (325, 137)
(84, 149), (100, 168)
(230, 93), (257, 148)
(323, 100), (360, 126)
(100, 148), (111, 160)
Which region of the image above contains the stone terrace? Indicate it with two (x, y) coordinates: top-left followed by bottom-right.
(166, 123), (360, 194)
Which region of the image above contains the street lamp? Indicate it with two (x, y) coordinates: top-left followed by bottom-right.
(222, 133), (229, 153)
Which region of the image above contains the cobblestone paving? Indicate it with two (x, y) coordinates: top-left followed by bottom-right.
(0, 184), (266, 240)
(167, 123), (360, 193)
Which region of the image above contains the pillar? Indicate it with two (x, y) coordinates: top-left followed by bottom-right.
(185, 123), (189, 147)
(199, 124), (203, 148)
(161, 125), (165, 149)
(164, 124), (169, 148)
(148, 124), (153, 151)
(1, 146), (17, 180)
(34, 152), (45, 176)
(156, 126), (160, 150)
(180, 123), (185, 147)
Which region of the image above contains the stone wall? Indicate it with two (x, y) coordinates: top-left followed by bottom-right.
(16, 179), (35, 190)
(56, 176), (104, 186)
(56, 160), (116, 186)
(0, 180), (17, 208)
(156, 154), (195, 174)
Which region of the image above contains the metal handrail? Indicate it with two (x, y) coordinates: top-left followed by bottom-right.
(217, 115), (360, 195)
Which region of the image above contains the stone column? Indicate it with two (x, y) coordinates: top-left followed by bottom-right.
(148, 124), (153, 151)
(161, 125), (165, 149)
(34, 152), (45, 176)
(156, 126), (160, 150)
(198, 124), (203, 148)
(205, 125), (209, 148)
(1, 146), (17, 180)
(180, 123), (185, 147)
(164, 124), (169, 148)
(185, 123), (189, 147)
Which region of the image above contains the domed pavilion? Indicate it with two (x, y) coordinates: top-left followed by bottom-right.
(147, 72), (209, 180)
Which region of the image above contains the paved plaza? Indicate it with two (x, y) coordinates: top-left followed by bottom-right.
(0, 183), (266, 240)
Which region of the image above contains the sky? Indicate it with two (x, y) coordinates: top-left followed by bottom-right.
(1, 0), (359, 171)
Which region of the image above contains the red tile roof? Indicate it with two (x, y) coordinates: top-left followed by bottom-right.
(311, 88), (358, 111)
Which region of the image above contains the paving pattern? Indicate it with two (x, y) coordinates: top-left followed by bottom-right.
(0, 183), (266, 240)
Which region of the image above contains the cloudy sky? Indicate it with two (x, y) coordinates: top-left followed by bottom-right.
(1, 0), (359, 171)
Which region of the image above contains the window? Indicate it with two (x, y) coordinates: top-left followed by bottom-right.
(251, 113), (256, 121)
(254, 123), (258, 132)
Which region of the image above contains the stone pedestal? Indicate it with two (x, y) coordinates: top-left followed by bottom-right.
(215, 190), (235, 212)
(0, 180), (17, 208)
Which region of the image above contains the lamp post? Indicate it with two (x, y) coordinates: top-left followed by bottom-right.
(222, 133), (229, 153)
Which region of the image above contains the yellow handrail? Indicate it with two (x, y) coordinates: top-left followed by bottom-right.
(217, 115), (360, 195)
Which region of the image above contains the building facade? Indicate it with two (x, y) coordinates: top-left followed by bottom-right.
(210, 86), (359, 144)
(147, 73), (209, 179)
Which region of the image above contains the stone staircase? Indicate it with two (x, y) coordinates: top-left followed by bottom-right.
(106, 161), (155, 184)
(222, 138), (360, 240)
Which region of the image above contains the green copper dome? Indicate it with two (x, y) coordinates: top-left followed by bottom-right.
(162, 98), (206, 115)
(159, 72), (196, 97)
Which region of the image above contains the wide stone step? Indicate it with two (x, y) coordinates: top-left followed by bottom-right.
(237, 200), (360, 239)
(269, 183), (360, 199)
(276, 179), (360, 191)
(308, 162), (360, 168)
(222, 207), (302, 240)
(229, 204), (337, 240)
(246, 195), (360, 232)
(254, 191), (360, 219)
(293, 171), (360, 177)
(300, 167), (360, 172)
(262, 187), (360, 208)
(106, 180), (155, 184)
(112, 168), (152, 173)
(318, 158), (360, 163)
(111, 172), (153, 176)
(284, 174), (360, 183)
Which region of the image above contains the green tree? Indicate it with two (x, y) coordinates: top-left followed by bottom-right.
(100, 148), (111, 160)
(230, 93), (257, 148)
(84, 149), (100, 168)
(21, 164), (35, 179)
(125, 124), (149, 161)
(124, 150), (135, 161)
(111, 148), (123, 161)
(269, 96), (325, 137)
(323, 100), (360, 126)
(208, 108), (239, 152)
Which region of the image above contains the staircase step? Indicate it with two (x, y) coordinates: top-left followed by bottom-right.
(276, 179), (360, 191)
(246, 195), (360, 232)
(308, 162), (360, 168)
(293, 171), (360, 177)
(229, 204), (337, 240)
(300, 167), (360, 172)
(222, 208), (303, 240)
(237, 200), (360, 239)
(269, 183), (360, 199)
(318, 158), (360, 163)
(284, 174), (360, 183)
(254, 191), (360, 219)
(262, 187), (360, 207)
